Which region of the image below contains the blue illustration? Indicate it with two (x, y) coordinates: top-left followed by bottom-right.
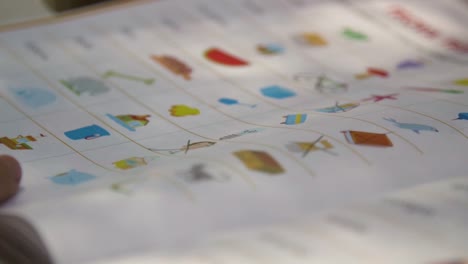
(9, 87), (56, 108)
(257, 43), (285, 55)
(397, 59), (424, 70)
(50, 169), (96, 186)
(64, 124), (110, 140)
(383, 118), (438, 134)
(106, 114), (150, 132)
(315, 102), (359, 113)
(454, 112), (468, 120)
(218, 98), (257, 108)
(282, 114), (307, 125)
(261, 85), (296, 99)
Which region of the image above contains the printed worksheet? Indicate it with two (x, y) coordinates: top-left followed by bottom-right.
(0, 0), (467, 263)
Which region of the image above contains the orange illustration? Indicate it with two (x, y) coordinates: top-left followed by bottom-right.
(151, 55), (192, 80)
(234, 150), (285, 175)
(342, 130), (393, 147)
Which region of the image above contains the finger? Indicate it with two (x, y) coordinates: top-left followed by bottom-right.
(0, 214), (53, 263)
(0, 155), (22, 204)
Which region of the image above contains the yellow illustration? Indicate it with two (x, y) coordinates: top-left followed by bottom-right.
(113, 157), (147, 170)
(234, 150), (285, 175)
(454, 78), (468, 86)
(296, 32), (328, 46)
(169, 105), (200, 117)
(287, 135), (336, 157)
(0, 134), (45, 150)
(294, 140), (333, 152)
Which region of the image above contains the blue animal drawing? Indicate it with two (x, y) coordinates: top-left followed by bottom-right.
(383, 118), (438, 134)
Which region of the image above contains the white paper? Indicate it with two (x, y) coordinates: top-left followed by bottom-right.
(0, 0), (467, 263)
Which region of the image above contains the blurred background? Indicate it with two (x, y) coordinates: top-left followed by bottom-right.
(0, 0), (109, 25)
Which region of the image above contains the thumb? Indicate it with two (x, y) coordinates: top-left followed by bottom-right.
(0, 155), (22, 204)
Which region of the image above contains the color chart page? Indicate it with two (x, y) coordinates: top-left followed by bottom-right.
(0, 0), (467, 263)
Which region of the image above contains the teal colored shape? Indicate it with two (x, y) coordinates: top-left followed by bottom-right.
(282, 114), (307, 125)
(383, 118), (438, 134)
(64, 124), (110, 140)
(50, 169), (96, 186)
(61, 77), (110, 96)
(261, 85), (296, 99)
(219, 98), (239, 105)
(455, 112), (468, 120)
(263, 43), (285, 53)
(267, 44), (285, 53)
(10, 87), (56, 108)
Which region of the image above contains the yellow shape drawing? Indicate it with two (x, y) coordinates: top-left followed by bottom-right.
(113, 157), (147, 170)
(298, 33), (328, 46)
(234, 150), (284, 175)
(454, 78), (468, 86)
(295, 140), (333, 152)
(169, 105), (200, 117)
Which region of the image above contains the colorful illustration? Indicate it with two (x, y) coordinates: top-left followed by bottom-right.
(286, 135), (336, 157)
(151, 55), (192, 80)
(454, 112), (468, 120)
(234, 150), (284, 175)
(362, 93), (398, 103)
(113, 157), (147, 170)
(256, 43), (285, 55)
(342, 130), (393, 147)
(315, 102), (359, 113)
(295, 32), (328, 46)
(405, 87), (463, 94)
(9, 87), (56, 108)
(383, 118), (438, 134)
(281, 114), (307, 125)
(293, 74), (347, 94)
(102, 70), (155, 85)
(342, 27), (368, 40)
(64, 124), (110, 140)
(169, 105), (200, 117)
(204, 47), (249, 66)
(106, 114), (150, 131)
(180, 163), (229, 183)
(397, 59), (425, 69)
(454, 78), (468, 86)
(314, 75), (348, 94)
(0, 134), (45, 150)
(355, 67), (389, 80)
(60, 77), (110, 96)
(261, 85), (296, 99)
(218, 98), (257, 108)
(149, 140), (216, 154)
(293, 73), (315, 89)
(50, 169), (96, 186)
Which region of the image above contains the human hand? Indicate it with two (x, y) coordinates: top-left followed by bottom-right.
(0, 156), (53, 263)
(0, 155), (22, 205)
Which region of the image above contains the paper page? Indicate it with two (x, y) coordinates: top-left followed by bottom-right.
(90, 177), (468, 264)
(0, 0), (467, 263)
